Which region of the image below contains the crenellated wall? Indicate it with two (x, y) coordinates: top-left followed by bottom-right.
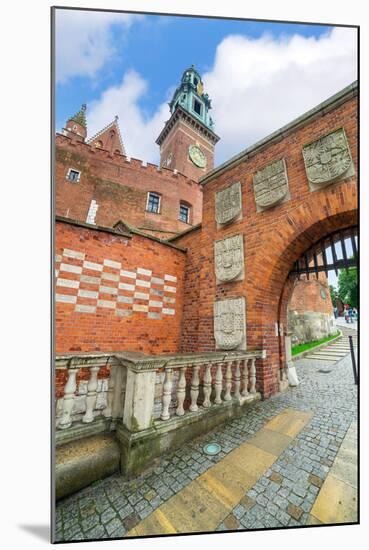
(55, 134), (202, 238)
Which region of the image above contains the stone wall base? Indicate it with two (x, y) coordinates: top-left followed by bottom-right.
(55, 433), (120, 500)
(116, 394), (261, 478)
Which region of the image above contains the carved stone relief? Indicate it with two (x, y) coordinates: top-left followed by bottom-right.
(214, 234), (244, 284)
(253, 158), (289, 210)
(214, 296), (246, 350)
(215, 181), (242, 225)
(302, 128), (355, 190)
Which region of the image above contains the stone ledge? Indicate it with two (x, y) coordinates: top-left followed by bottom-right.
(116, 394), (261, 478)
(55, 433), (120, 500)
(55, 416), (112, 447)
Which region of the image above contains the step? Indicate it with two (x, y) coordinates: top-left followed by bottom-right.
(306, 355), (339, 361)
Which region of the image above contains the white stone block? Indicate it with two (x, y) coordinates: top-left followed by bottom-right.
(97, 299), (116, 309)
(151, 277), (164, 285)
(57, 278), (80, 289)
(149, 300), (163, 308)
(80, 275), (101, 284)
(101, 272), (120, 282)
(164, 285), (176, 293)
(134, 291), (150, 300)
(120, 269), (136, 279)
(78, 289), (98, 299)
(103, 259), (121, 269)
(119, 282), (135, 291)
(75, 304), (96, 314)
(63, 249), (85, 260)
(133, 304), (149, 312)
(136, 279), (150, 288)
(83, 261), (103, 272)
(137, 267), (152, 276)
(164, 274), (177, 282)
(117, 295), (134, 304)
(162, 308), (175, 315)
(99, 285), (118, 295)
(60, 263), (83, 274)
(55, 294), (77, 304)
(163, 296), (176, 303)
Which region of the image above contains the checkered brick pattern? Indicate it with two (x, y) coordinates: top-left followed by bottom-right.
(55, 248), (177, 319)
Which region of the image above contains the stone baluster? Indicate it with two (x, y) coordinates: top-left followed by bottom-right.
(249, 358), (256, 394)
(241, 359), (249, 397)
(189, 365), (200, 412)
(202, 364), (212, 408)
(58, 367), (78, 429)
(214, 363), (223, 404)
(234, 360), (241, 400)
(82, 366), (100, 423)
(176, 367), (186, 416)
(161, 368), (173, 421)
(103, 364), (116, 419)
(224, 361), (233, 401)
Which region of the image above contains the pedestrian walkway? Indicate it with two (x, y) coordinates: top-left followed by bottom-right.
(55, 352), (357, 541)
(303, 326), (357, 363)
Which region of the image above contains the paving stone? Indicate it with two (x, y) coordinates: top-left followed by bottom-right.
(287, 504), (303, 520)
(309, 474), (323, 487)
(269, 472), (283, 484)
(224, 514), (240, 530)
(239, 495), (256, 511)
(122, 512), (141, 531)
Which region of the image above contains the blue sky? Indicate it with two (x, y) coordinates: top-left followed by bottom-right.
(55, 9), (357, 287)
(55, 10), (357, 167)
(56, 12), (333, 128)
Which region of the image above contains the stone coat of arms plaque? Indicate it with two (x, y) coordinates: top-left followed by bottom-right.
(215, 181), (242, 225)
(214, 234), (244, 284)
(253, 159), (289, 209)
(302, 128), (354, 187)
(214, 296), (246, 350)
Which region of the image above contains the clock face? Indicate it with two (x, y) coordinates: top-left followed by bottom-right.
(189, 144), (207, 168)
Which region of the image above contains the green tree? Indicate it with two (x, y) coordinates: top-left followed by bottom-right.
(338, 267), (358, 308)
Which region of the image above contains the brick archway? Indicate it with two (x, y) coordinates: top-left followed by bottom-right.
(250, 185), (357, 397)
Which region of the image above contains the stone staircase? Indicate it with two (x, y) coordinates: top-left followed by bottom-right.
(304, 326), (357, 362)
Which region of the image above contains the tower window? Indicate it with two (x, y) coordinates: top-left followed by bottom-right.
(146, 192), (161, 214)
(193, 99), (202, 116)
(66, 168), (81, 183)
(179, 203), (191, 224)
(194, 77), (198, 86)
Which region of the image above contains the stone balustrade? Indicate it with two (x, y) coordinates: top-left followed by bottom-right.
(55, 354), (126, 445)
(55, 349), (266, 472)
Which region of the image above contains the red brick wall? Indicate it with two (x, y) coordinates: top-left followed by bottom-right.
(55, 219), (186, 354)
(160, 120), (215, 181)
(171, 226), (202, 352)
(289, 277), (333, 315)
(55, 134), (202, 238)
(188, 95), (357, 398)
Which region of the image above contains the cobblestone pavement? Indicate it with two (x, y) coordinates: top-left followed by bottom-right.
(55, 351), (357, 541)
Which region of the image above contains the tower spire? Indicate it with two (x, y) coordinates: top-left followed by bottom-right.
(63, 104), (87, 141)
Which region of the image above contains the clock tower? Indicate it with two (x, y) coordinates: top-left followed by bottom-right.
(156, 65), (220, 181)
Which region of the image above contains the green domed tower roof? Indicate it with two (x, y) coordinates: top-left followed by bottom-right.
(169, 65), (214, 130)
(69, 104), (87, 128)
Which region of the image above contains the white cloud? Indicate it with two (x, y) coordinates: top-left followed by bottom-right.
(87, 70), (170, 163)
(84, 26), (357, 167)
(202, 27), (357, 164)
(55, 10), (141, 84)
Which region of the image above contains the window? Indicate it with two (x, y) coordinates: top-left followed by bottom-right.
(66, 168), (81, 183)
(193, 99), (202, 116)
(179, 203), (190, 224)
(146, 192), (161, 214)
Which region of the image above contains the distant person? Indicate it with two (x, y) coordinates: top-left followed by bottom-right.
(334, 307), (338, 319)
(348, 306), (353, 323)
(353, 307), (358, 321)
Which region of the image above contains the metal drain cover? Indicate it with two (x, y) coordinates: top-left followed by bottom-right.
(203, 442), (221, 456)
